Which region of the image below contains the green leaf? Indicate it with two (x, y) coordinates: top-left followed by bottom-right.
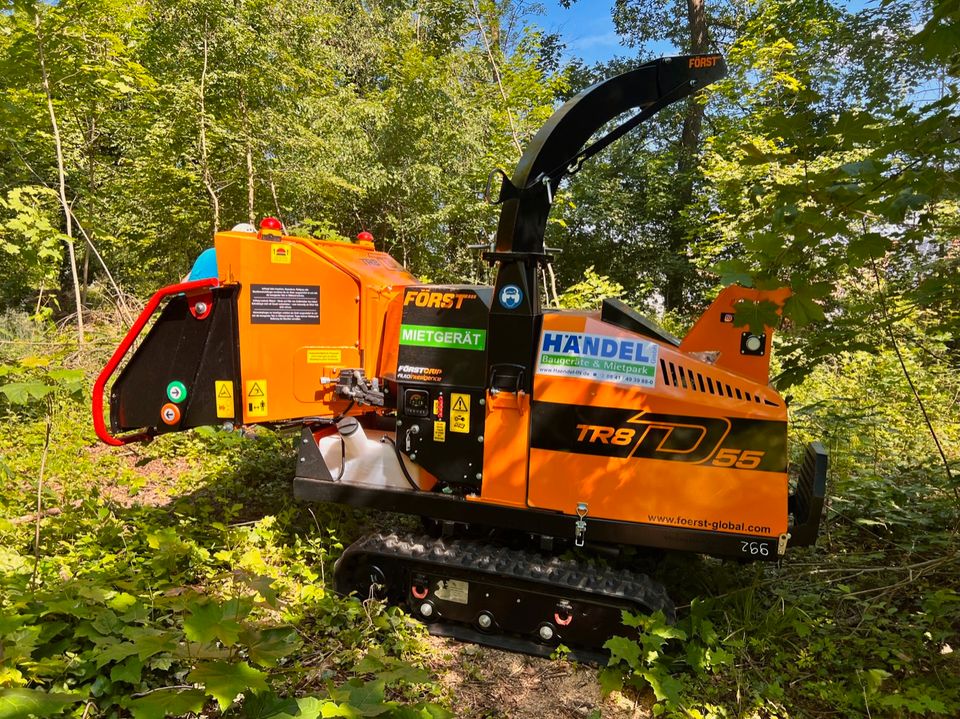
(110, 656), (143, 684)
(240, 692), (300, 719)
(597, 667), (624, 697)
(0, 382), (55, 405)
(0, 689), (82, 719)
(732, 299), (781, 332)
(377, 666), (433, 685)
(863, 668), (891, 695)
(840, 159), (881, 177)
(189, 661), (269, 711)
(640, 668), (684, 708)
(714, 260), (754, 287)
(603, 636), (641, 668)
(242, 626), (301, 668)
(270, 697), (327, 719)
(94, 641), (142, 668)
(122, 627), (178, 661)
(344, 679), (388, 717)
(45, 368), (83, 383)
(782, 294), (826, 326)
(124, 688), (207, 719)
(184, 600), (242, 647)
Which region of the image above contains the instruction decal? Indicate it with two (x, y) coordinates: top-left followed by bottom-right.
(215, 380), (234, 419)
(246, 379), (268, 418)
(433, 421), (446, 442)
(250, 284), (320, 325)
(434, 579), (469, 604)
(537, 331), (659, 388)
(270, 245), (292, 264)
(450, 393), (470, 434)
(306, 348), (342, 364)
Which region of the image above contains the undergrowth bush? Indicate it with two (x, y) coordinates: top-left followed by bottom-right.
(0, 322), (451, 718)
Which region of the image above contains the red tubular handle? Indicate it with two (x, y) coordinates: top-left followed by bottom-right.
(92, 278), (220, 446)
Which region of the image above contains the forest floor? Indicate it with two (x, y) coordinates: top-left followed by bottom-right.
(2, 329), (958, 718)
(81, 442), (650, 719)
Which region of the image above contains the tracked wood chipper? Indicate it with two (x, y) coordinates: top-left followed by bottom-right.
(94, 54), (827, 658)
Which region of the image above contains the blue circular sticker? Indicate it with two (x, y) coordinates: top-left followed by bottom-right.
(499, 284), (523, 309)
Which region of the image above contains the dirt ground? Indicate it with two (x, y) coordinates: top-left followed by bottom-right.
(425, 636), (649, 719)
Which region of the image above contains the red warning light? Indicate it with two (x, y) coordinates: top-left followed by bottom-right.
(259, 216), (283, 240)
(357, 231), (374, 247)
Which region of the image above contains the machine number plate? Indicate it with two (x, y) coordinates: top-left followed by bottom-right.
(434, 579), (469, 604)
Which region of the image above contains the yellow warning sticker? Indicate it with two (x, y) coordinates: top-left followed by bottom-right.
(433, 421), (446, 442)
(270, 244), (292, 264)
(306, 348), (343, 364)
(450, 393), (470, 434)
(246, 379), (268, 418)
(215, 381), (234, 419)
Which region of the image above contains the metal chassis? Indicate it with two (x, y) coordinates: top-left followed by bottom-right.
(294, 429), (828, 562)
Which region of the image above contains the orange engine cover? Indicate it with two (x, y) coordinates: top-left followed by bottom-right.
(214, 231), (418, 423)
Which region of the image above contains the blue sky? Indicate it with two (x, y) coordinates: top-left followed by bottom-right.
(536, 0), (627, 65)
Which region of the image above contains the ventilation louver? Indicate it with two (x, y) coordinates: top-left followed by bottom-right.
(659, 359), (779, 407)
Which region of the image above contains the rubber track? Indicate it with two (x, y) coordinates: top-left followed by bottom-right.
(345, 531), (675, 621)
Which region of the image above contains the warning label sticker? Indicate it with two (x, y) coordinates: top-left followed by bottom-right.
(246, 379), (268, 418)
(433, 421), (446, 442)
(270, 245), (292, 264)
(450, 393), (470, 434)
(215, 381), (234, 419)
(536, 331), (659, 388)
(250, 284), (320, 325)
(306, 348), (342, 364)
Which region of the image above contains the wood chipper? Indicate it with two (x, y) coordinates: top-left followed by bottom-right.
(94, 54), (827, 659)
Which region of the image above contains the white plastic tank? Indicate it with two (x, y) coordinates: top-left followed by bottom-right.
(317, 417), (427, 490)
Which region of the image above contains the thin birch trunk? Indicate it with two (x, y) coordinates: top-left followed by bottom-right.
(241, 93), (255, 225)
(199, 25), (220, 236)
(35, 10), (84, 343)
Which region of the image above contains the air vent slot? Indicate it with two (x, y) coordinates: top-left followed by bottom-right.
(659, 359), (780, 407)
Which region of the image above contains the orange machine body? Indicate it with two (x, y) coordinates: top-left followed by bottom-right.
(476, 286), (790, 539)
(213, 230), (417, 423)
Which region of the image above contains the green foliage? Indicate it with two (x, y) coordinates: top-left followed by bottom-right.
(600, 604), (731, 716)
(0, 357), (84, 409)
(0, 327), (449, 716)
(0, 187), (63, 312)
(556, 266), (625, 310)
(697, 0), (960, 381)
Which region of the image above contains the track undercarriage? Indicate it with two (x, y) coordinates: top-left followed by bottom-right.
(335, 531), (672, 662)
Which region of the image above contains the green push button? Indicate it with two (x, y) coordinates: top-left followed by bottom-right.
(166, 381), (187, 403)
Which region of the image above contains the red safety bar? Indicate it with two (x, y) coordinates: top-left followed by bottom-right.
(92, 278), (220, 446)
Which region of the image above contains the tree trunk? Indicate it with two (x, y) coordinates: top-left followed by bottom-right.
(199, 26), (220, 236)
(242, 93), (255, 225)
(663, 0), (710, 312)
(35, 9), (84, 343)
